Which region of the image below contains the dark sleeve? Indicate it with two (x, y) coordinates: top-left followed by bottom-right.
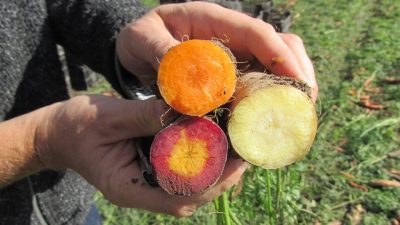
(46, 0), (148, 97)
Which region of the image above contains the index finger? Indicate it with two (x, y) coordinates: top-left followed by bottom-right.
(158, 2), (307, 82)
(109, 156), (247, 217)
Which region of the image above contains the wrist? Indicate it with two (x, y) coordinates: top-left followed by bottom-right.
(32, 102), (64, 171)
(0, 104), (58, 186)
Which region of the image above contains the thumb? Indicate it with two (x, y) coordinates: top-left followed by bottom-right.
(117, 10), (180, 78)
(105, 98), (176, 140)
(148, 34), (181, 71)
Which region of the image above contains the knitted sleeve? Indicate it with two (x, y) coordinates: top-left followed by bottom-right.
(46, 0), (148, 96)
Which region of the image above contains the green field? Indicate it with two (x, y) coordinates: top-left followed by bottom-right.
(94, 0), (400, 224)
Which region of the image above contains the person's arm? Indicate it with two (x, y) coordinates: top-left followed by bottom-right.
(0, 95), (247, 216)
(46, 0), (148, 95)
(0, 107), (48, 187)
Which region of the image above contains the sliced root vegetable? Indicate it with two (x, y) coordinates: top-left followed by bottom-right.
(227, 72), (317, 169)
(150, 117), (228, 196)
(158, 39), (237, 116)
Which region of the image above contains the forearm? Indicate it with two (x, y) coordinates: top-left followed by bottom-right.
(0, 106), (51, 187)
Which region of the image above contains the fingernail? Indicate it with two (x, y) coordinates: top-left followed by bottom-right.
(303, 72), (317, 88)
(308, 78), (317, 88)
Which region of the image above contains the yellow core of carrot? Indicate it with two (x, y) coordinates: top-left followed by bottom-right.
(167, 129), (209, 177)
(158, 39), (236, 116)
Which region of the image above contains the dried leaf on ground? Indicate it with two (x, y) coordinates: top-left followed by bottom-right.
(388, 169), (400, 180)
(355, 76), (386, 110)
(359, 95), (370, 101)
(385, 170), (400, 181)
(328, 221), (342, 225)
(368, 179), (400, 188)
(348, 87), (357, 96)
(335, 146), (345, 153)
(340, 172), (356, 179)
(358, 98), (385, 110)
(314, 219), (321, 225)
(389, 169), (400, 175)
(334, 139), (348, 153)
(388, 150), (400, 158)
(287, 0), (297, 7)
(383, 77), (400, 84)
(346, 204), (365, 225)
(363, 77), (372, 89)
(365, 87), (382, 94)
(348, 181), (368, 192)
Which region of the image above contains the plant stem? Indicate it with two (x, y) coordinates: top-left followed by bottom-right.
(279, 168), (287, 224)
(229, 208), (243, 225)
(275, 168), (282, 211)
(214, 197), (222, 225)
(266, 170), (275, 225)
(222, 192), (232, 225)
(214, 197), (220, 211)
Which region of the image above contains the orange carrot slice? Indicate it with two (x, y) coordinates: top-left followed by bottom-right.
(158, 40), (236, 116)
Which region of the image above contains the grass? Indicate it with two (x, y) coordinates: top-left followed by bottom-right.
(90, 0), (400, 224)
(290, 0), (400, 224)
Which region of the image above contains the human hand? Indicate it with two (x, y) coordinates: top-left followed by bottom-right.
(116, 2), (318, 101)
(36, 95), (247, 216)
